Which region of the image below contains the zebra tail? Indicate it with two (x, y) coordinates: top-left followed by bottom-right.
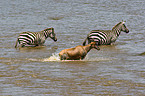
(82, 38), (87, 46)
(15, 38), (18, 48)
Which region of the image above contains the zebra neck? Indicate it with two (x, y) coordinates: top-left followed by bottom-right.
(112, 28), (121, 37)
(43, 31), (50, 38)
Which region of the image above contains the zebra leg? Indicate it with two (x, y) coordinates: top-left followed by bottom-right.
(88, 39), (91, 44)
(110, 42), (115, 45)
(82, 38), (87, 46)
(20, 41), (30, 47)
(20, 41), (37, 47)
(88, 39), (95, 44)
(21, 43), (26, 47)
(15, 38), (18, 48)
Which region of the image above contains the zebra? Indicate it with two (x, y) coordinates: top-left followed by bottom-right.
(15, 27), (57, 48)
(82, 21), (129, 49)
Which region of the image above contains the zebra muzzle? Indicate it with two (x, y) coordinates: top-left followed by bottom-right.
(126, 30), (129, 33)
(54, 38), (57, 42)
(125, 29), (129, 33)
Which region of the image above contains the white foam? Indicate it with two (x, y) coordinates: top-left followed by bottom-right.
(42, 53), (60, 62)
(29, 53), (112, 62)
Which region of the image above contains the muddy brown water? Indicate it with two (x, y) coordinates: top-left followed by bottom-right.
(0, 0), (145, 95)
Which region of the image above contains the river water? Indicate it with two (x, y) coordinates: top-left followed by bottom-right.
(0, 0), (145, 95)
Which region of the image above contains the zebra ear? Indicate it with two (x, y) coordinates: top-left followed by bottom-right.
(122, 21), (126, 24)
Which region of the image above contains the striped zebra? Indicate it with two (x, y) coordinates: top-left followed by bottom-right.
(82, 21), (129, 49)
(15, 27), (57, 48)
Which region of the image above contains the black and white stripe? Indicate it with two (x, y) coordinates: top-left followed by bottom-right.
(88, 30), (108, 45)
(15, 28), (57, 48)
(83, 21), (129, 46)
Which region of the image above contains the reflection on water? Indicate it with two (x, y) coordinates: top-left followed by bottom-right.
(138, 52), (145, 56)
(0, 0), (145, 95)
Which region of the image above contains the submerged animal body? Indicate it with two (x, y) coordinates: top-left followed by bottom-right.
(59, 42), (100, 60)
(15, 28), (57, 48)
(83, 21), (129, 46)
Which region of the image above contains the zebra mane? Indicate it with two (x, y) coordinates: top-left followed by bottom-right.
(112, 21), (125, 30)
(42, 28), (54, 32)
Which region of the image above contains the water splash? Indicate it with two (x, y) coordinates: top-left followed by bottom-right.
(29, 53), (112, 62)
(28, 53), (60, 62)
(42, 53), (60, 62)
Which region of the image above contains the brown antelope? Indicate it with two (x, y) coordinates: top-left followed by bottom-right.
(59, 42), (100, 60)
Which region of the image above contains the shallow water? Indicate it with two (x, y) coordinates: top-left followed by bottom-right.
(0, 0), (145, 95)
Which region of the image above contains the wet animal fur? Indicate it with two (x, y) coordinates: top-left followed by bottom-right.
(59, 42), (100, 60)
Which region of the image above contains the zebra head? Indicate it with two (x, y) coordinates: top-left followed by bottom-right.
(43, 28), (57, 42)
(120, 21), (129, 33)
